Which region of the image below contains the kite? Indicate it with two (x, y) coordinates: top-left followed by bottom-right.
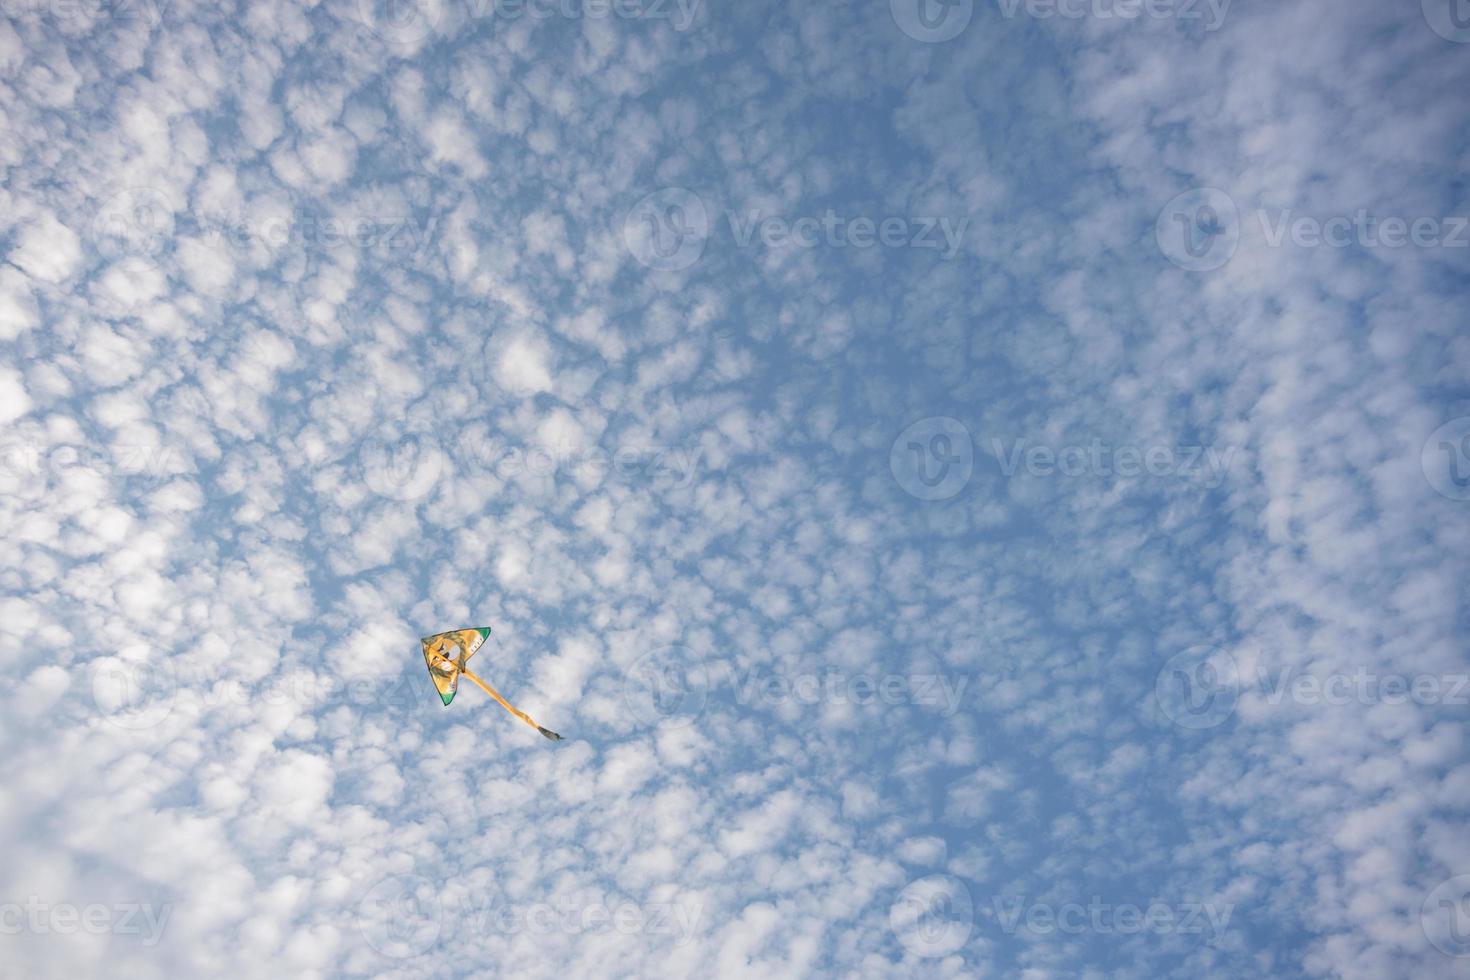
(420, 627), (563, 741)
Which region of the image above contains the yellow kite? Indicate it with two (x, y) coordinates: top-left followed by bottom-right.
(420, 627), (562, 741)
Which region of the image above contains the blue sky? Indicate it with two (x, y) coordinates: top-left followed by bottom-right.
(2, 0), (1469, 977)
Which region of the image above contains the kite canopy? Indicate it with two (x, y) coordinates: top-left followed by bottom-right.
(420, 627), (490, 706)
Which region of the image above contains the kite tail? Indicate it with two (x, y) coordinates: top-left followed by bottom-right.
(461, 669), (563, 742)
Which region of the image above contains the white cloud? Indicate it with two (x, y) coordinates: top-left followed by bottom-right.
(9, 211), (82, 283)
(0, 364), (34, 424)
(494, 333), (556, 395)
(0, 268), (39, 339)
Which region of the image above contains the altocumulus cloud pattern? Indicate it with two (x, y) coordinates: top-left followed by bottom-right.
(1, 0), (1468, 977)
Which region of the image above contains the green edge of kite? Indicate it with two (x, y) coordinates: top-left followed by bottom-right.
(477, 627), (491, 640)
